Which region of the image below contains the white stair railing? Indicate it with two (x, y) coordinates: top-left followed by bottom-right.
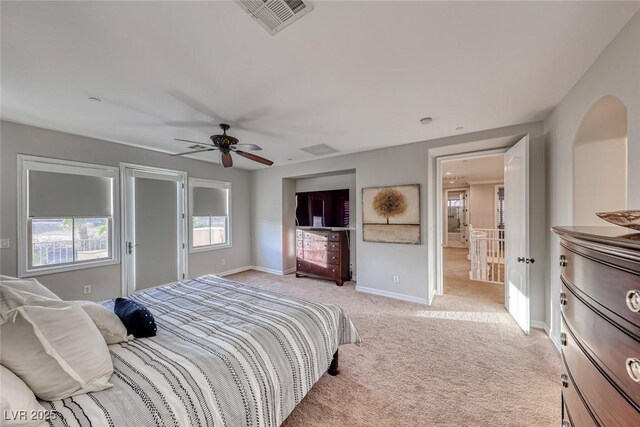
(468, 226), (505, 284)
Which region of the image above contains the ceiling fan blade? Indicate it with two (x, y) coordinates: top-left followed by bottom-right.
(174, 138), (209, 145)
(171, 148), (217, 156)
(235, 150), (273, 166)
(232, 144), (262, 151)
(221, 152), (233, 168)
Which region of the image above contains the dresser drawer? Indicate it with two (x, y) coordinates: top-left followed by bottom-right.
(296, 248), (305, 259)
(560, 245), (640, 329)
(296, 239), (304, 249)
(304, 231), (328, 241)
(562, 368), (597, 427)
(562, 281), (640, 407)
(327, 232), (341, 241)
(304, 240), (334, 251)
(562, 324), (640, 426)
(296, 229), (304, 239)
(304, 249), (339, 266)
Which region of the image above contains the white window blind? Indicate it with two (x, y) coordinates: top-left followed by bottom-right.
(192, 187), (228, 217)
(28, 171), (113, 218)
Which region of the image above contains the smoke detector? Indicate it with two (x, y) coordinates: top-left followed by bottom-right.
(237, 0), (314, 35)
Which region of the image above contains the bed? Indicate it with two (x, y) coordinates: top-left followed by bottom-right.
(39, 274), (361, 426)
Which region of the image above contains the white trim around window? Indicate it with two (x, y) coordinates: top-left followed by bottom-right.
(188, 177), (232, 253)
(17, 155), (120, 277)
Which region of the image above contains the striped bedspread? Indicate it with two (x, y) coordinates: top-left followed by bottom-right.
(41, 275), (361, 427)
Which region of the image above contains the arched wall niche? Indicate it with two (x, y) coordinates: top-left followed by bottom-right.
(573, 95), (628, 226)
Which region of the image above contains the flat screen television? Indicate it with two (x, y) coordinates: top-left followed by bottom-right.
(295, 189), (350, 228)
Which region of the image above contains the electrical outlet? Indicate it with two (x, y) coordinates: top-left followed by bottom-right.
(83, 285), (91, 295)
(0, 239), (9, 249)
(393, 275), (400, 283)
(221, 258), (226, 265)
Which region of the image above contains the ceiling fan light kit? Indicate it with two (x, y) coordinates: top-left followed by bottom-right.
(172, 123), (273, 168)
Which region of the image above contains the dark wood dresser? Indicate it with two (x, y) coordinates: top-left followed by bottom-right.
(552, 226), (640, 427)
(295, 229), (350, 286)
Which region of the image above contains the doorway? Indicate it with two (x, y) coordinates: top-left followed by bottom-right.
(121, 163), (187, 296)
(444, 188), (468, 248)
(435, 136), (531, 334)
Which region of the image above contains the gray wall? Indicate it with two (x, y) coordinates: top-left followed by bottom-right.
(252, 121), (547, 321)
(252, 143), (431, 302)
(294, 173), (357, 278)
(469, 183), (502, 230)
(544, 11), (640, 347)
(0, 120), (253, 301)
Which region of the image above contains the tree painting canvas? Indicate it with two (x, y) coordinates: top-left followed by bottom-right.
(362, 184), (421, 244)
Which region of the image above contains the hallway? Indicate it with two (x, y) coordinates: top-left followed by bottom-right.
(442, 246), (504, 307)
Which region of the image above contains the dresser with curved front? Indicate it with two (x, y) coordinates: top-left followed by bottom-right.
(553, 226), (640, 427)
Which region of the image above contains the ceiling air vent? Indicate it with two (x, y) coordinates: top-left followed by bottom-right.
(237, 0), (314, 35)
(299, 144), (338, 156)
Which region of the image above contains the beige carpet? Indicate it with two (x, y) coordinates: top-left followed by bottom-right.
(229, 248), (561, 426)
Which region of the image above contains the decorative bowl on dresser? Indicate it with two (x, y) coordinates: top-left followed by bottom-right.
(295, 229), (350, 286)
(552, 226), (640, 427)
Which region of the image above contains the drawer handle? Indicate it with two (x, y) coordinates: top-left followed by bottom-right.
(560, 292), (567, 306)
(559, 255), (567, 267)
(626, 290), (640, 313)
(560, 333), (567, 346)
(626, 358), (640, 383)
(560, 374), (568, 388)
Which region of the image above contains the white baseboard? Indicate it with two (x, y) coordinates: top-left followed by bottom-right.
(531, 320), (561, 353)
(217, 266), (253, 277)
(356, 285), (430, 305)
(249, 265), (292, 276)
(283, 267), (296, 275)
(530, 320), (546, 330)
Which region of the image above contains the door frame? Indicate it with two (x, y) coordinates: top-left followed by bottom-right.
(120, 163), (188, 296)
(435, 148), (509, 296)
(443, 188), (469, 247)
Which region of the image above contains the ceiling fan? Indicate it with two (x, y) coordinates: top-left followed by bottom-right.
(171, 124), (274, 168)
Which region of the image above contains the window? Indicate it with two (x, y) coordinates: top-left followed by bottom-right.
(189, 178), (231, 251)
(18, 155), (119, 276)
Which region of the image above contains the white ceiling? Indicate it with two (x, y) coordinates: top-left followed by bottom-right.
(1, 1), (638, 170)
(442, 154), (505, 187)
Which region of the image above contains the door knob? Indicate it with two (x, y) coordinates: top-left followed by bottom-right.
(127, 241), (138, 254)
(517, 257), (525, 263)
(559, 255), (568, 267)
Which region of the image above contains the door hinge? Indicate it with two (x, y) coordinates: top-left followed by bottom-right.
(182, 213), (185, 219)
(182, 183), (185, 189)
(182, 243), (186, 249)
(182, 273), (185, 279)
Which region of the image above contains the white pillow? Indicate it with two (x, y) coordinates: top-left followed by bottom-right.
(0, 276), (60, 300)
(0, 365), (47, 427)
(0, 286), (131, 345)
(75, 301), (133, 345)
(1, 304), (113, 400)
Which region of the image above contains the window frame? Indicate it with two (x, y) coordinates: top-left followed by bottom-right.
(188, 177), (232, 253)
(18, 155), (120, 277)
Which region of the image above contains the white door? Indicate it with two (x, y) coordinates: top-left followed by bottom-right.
(121, 164), (187, 296)
(504, 135), (530, 334)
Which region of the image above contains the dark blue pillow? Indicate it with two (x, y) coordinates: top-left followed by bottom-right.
(114, 298), (157, 338)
